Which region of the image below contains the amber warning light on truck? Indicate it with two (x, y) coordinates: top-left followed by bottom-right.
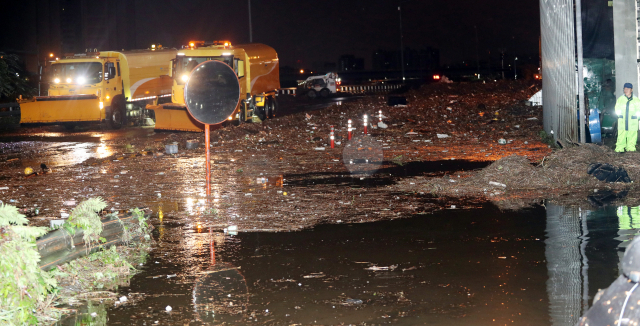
(433, 75), (441, 80)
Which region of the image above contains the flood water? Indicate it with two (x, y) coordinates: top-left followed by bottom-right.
(55, 201), (635, 325)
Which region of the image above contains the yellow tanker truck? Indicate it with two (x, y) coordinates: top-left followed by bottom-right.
(148, 41), (280, 131)
(19, 47), (177, 129)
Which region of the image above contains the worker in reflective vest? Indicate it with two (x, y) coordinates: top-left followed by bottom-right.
(615, 83), (640, 152)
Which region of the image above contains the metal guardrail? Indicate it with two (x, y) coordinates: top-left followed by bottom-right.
(277, 84), (403, 96)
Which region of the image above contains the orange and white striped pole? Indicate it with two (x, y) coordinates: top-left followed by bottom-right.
(363, 115), (368, 135)
(330, 125), (335, 148)
(348, 119), (352, 140)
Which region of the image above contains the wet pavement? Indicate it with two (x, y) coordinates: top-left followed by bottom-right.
(0, 94), (355, 168)
(52, 202), (638, 325)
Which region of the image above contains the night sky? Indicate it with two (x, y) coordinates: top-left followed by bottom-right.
(1, 0), (540, 69)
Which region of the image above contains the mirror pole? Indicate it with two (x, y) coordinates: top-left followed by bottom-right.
(205, 124), (211, 197)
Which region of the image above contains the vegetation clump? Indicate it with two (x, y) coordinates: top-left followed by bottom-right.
(0, 198), (153, 325)
(0, 204), (57, 325)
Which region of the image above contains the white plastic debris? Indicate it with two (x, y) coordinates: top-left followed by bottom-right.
(166, 305), (172, 312)
(50, 220), (65, 228)
(119, 296), (127, 302)
(60, 212), (70, 218)
(90, 312), (98, 317)
(0, 187), (8, 190)
(63, 200), (76, 206)
(405, 131), (418, 136)
(377, 121), (388, 129)
(436, 134), (449, 139)
(489, 181), (507, 188)
(314, 147), (326, 151)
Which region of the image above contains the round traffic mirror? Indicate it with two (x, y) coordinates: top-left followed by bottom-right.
(184, 60), (241, 125)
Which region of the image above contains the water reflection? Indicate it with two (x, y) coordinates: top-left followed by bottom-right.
(545, 203), (640, 325)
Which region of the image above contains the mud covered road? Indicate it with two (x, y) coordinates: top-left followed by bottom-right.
(0, 81), (549, 232)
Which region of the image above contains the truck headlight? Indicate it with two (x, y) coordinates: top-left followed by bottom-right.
(66, 78), (72, 83)
(99, 101), (104, 109)
(181, 75), (189, 82)
(54, 78), (60, 84)
(77, 76), (86, 84)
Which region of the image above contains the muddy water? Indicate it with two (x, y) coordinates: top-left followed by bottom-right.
(56, 204), (547, 325)
(53, 202), (638, 325)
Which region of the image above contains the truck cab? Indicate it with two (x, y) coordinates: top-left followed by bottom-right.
(48, 54), (123, 112)
(162, 41), (279, 126)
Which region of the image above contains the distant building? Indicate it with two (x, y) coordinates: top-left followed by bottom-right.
(339, 55), (364, 72)
(372, 47), (440, 71)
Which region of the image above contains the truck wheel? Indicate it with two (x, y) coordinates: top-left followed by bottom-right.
(320, 88), (330, 98)
(106, 96), (125, 129)
(236, 101), (246, 125)
(256, 106), (267, 121)
(267, 97), (277, 119)
(307, 89), (317, 99)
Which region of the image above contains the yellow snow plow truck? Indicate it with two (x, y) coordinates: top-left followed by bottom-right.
(148, 41), (280, 132)
(19, 47), (177, 129)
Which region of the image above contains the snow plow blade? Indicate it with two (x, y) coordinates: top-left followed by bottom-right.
(147, 103), (204, 132)
(19, 95), (103, 124)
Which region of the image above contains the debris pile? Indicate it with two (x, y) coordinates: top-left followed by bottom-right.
(396, 144), (640, 208)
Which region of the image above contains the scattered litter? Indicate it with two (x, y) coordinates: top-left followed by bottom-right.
(314, 147), (325, 151)
(303, 273), (325, 279)
(588, 163), (631, 183)
(119, 296), (127, 302)
(186, 139), (199, 150)
(90, 312), (98, 318)
(498, 138), (507, 145)
(63, 200), (76, 206)
(405, 131), (418, 136)
(165, 305), (172, 312)
(50, 219), (65, 228)
(436, 134), (449, 139)
(378, 121), (388, 129)
(0, 187), (8, 190)
(342, 299), (363, 305)
(364, 265), (398, 271)
(489, 181), (507, 188)
(165, 143), (178, 154)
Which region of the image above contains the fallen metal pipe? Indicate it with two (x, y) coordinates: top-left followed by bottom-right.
(37, 212), (150, 271)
